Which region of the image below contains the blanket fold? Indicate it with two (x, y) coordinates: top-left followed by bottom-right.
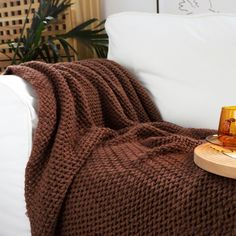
(5, 59), (235, 236)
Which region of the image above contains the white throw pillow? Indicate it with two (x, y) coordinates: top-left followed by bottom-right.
(106, 12), (236, 129)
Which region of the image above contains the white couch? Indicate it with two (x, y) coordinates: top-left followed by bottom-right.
(2, 12), (236, 235)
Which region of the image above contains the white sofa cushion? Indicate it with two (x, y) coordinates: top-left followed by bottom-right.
(106, 12), (236, 129)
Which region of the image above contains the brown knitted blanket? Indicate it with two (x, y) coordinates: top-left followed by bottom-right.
(5, 59), (235, 236)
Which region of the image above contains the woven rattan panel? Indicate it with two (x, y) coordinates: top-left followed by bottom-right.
(0, 0), (74, 72)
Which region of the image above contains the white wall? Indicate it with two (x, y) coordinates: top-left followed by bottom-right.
(101, 0), (157, 18)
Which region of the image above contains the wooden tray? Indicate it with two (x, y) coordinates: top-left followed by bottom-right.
(194, 143), (236, 179)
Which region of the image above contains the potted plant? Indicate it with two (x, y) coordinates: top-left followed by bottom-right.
(2, 0), (108, 64)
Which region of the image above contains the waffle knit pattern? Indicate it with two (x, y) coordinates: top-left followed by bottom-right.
(5, 59), (236, 236)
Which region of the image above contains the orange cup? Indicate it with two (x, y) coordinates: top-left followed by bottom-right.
(218, 106), (236, 147)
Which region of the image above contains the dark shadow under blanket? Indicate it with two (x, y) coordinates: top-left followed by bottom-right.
(5, 59), (236, 236)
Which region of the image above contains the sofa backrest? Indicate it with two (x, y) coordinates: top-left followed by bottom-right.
(106, 12), (236, 129)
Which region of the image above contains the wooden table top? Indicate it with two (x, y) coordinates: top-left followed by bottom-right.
(194, 143), (236, 179)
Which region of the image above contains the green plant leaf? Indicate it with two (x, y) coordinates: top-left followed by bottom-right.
(57, 38), (79, 61)
(37, 47), (49, 62)
(60, 18), (108, 58)
(8, 41), (24, 61)
(41, 43), (52, 63)
(40, 0), (72, 20)
(62, 18), (99, 38)
(48, 40), (60, 62)
(57, 38), (71, 61)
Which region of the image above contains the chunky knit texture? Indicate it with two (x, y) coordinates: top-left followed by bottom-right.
(5, 59), (236, 236)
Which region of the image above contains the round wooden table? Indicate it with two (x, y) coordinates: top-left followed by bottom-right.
(194, 143), (236, 179)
